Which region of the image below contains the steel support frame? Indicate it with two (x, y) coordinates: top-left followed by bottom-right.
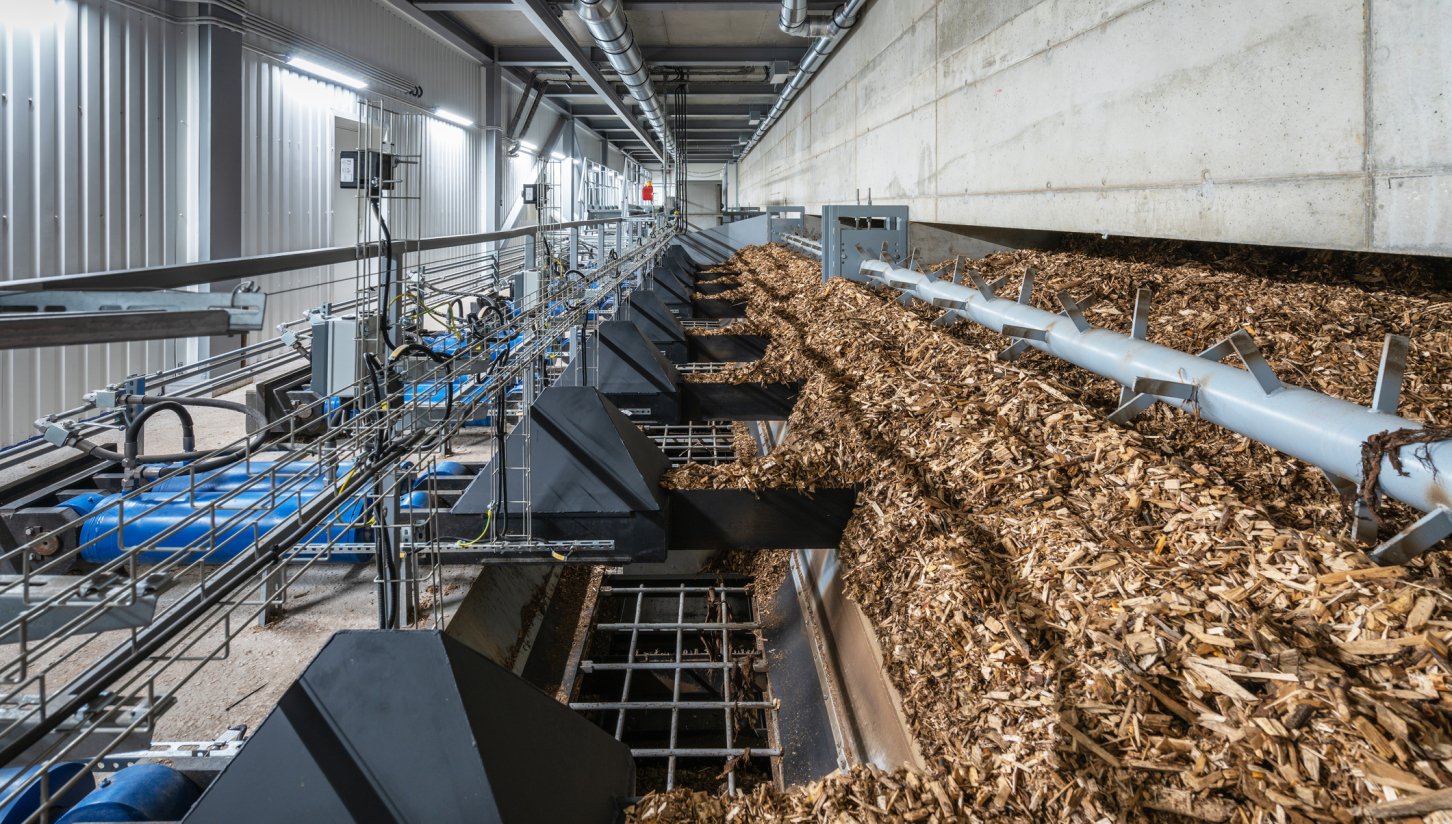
(508, 0), (665, 163)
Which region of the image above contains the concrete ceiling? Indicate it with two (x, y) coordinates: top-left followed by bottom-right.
(398, 0), (834, 163)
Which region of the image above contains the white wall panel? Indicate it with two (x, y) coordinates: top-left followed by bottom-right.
(1, 0), (189, 443)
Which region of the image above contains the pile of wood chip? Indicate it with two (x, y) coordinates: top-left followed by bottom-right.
(632, 241), (1452, 822)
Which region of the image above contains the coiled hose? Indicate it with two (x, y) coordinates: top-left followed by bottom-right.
(41, 394), (270, 477)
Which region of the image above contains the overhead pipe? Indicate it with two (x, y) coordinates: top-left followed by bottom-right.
(573, 0), (678, 161)
(779, 0), (855, 38)
(740, 0), (865, 158)
(849, 258), (1452, 565)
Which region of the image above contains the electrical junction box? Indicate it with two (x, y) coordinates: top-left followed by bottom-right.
(339, 150), (395, 194)
(522, 183), (545, 205)
(309, 313), (381, 399)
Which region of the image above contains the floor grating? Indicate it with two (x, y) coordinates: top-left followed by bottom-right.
(567, 574), (780, 794)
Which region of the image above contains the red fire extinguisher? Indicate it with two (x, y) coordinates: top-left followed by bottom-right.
(641, 180), (653, 202)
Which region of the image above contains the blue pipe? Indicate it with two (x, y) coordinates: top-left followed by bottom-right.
(0, 762), (94, 824)
(66, 462), (459, 564)
(57, 764), (199, 823)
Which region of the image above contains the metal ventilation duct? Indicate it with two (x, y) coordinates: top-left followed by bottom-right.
(778, 0), (850, 38)
(574, 0), (678, 160)
(741, 0), (866, 158)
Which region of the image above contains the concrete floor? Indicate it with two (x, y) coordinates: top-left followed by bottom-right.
(155, 562), (481, 741)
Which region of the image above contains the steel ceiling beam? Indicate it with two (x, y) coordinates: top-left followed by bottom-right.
(507, 0), (664, 163)
(550, 83), (780, 98)
(383, 0), (498, 63)
(499, 46), (805, 66)
(419, 0), (837, 8)
(597, 127), (753, 136)
(572, 103), (760, 117)
(585, 118), (752, 131)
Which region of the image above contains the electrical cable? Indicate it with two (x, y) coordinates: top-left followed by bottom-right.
(363, 353), (389, 457)
(493, 383), (509, 542)
(121, 401), (196, 477)
(369, 196), (399, 352)
(42, 395), (269, 477)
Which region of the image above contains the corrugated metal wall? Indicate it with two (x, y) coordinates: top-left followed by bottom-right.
(0, 0), (488, 444)
(246, 0), (482, 123)
(1, 0), (189, 443)
(240, 54), (362, 331)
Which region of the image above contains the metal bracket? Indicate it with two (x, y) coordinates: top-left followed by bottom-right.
(967, 270), (997, 300)
(1002, 324), (1048, 342)
(0, 693), (170, 759)
(1109, 337), (1237, 424)
(0, 285), (266, 349)
(1056, 290), (1090, 333)
(1321, 469), (1379, 543)
(102, 726), (248, 773)
(0, 571), (168, 644)
(1017, 267), (1036, 305)
(1372, 333), (1410, 415)
(996, 339), (1032, 361)
(1368, 506), (1452, 566)
(1121, 287), (1153, 406)
(1133, 377), (1197, 401)
(1228, 329), (1282, 395)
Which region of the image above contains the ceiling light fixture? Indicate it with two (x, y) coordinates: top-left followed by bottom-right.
(287, 56), (368, 89)
(9, 0), (67, 29)
(434, 108), (473, 127)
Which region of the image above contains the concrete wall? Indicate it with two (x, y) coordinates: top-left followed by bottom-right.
(739, 0), (1452, 256)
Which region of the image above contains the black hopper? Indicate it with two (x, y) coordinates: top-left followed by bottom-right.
(624, 291), (765, 365)
(185, 631), (635, 823)
(650, 264), (696, 314)
(624, 289), (687, 362)
(596, 320), (799, 424)
(448, 386), (671, 561)
(692, 296), (748, 319)
(442, 387), (858, 563)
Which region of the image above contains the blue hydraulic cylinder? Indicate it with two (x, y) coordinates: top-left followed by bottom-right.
(56, 764), (199, 823)
(0, 762), (94, 824)
(66, 462), (451, 565)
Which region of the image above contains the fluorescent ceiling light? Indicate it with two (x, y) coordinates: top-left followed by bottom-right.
(287, 56), (368, 89)
(434, 108), (473, 127)
(9, 0), (68, 28)
(550, 152), (568, 161)
(517, 140), (539, 154)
